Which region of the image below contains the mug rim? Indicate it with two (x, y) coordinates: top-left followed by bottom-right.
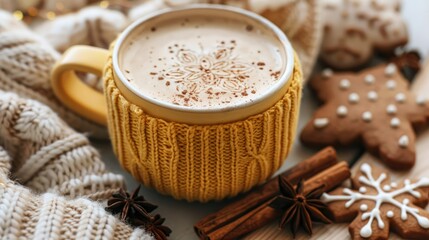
(112, 4), (295, 115)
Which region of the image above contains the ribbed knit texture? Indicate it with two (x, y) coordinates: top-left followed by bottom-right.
(104, 53), (302, 202)
(0, 10), (108, 139)
(0, 92), (154, 239)
(0, 147), (152, 240)
(0, 91), (124, 200)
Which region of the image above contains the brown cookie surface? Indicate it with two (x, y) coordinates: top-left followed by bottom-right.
(322, 163), (429, 240)
(301, 64), (429, 169)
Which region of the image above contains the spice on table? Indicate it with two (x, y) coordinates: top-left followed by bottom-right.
(134, 214), (172, 240)
(106, 185), (157, 222)
(106, 185), (172, 239)
(269, 178), (331, 237)
(194, 147), (350, 240)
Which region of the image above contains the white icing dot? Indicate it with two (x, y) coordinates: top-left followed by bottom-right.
(322, 68), (333, 78)
(367, 91), (378, 101)
(383, 185), (392, 191)
(385, 63), (397, 76)
(359, 187), (367, 193)
(314, 118), (329, 129)
(349, 93), (360, 104)
(337, 105), (348, 117)
(360, 204), (368, 211)
(391, 182), (398, 188)
(387, 211), (394, 218)
(395, 93), (406, 103)
(340, 79), (351, 90)
(386, 104), (397, 115)
(364, 74), (375, 84)
(390, 117), (400, 128)
(362, 111), (372, 122)
(417, 95), (427, 106)
(386, 80), (397, 90)
(399, 135), (409, 148)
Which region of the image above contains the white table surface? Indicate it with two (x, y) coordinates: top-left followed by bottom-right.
(94, 1), (429, 239)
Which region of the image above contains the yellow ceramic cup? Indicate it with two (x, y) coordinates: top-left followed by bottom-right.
(51, 5), (302, 202)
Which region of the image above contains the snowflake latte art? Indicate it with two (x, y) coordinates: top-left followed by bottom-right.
(121, 11), (286, 109)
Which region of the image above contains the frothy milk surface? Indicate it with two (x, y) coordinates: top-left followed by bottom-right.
(121, 10), (286, 109)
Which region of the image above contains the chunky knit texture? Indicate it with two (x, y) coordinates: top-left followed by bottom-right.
(0, 92), (155, 239)
(0, 146), (153, 240)
(0, 91), (124, 200)
(0, 10), (108, 139)
(104, 52), (303, 202)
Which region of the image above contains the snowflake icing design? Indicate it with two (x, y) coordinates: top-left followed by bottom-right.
(322, 163), (429, 238)
(163, 47), (253, 106)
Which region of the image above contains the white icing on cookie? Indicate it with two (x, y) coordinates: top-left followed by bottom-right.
(337, 105), (348, 117)
(399, 135), (409, 148)
(362, 111), (372, 122)
(364, 74), (375, 84)
(340, 79), (351, 90)
(322, 68), (333, 78)
(314, 118), (329, 129)
(367, 91), (378, 101)
(386, 80), (396, 90)
(322, 163), (429, 238)
(359, 187), (367, 193)
(360, 204), (368, 211)
(385, 63), (397, 76)
(390, 117), (400, 128)
(349, 93), (360, 104)
(391, 182), (398, 188)
(383, 185), (392, 191)
(386, 104), (397, 115)
(395, 93), (406, 103)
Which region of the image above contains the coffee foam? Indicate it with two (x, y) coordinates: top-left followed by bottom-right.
(121, 10), (286, 109)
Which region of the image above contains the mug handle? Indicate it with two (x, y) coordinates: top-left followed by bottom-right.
(51, 45), (109, 126)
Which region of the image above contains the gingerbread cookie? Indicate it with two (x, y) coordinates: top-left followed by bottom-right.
(321, 0), (408, 69)
(322, 163), (429, 239)
(300, 63), (429, 169)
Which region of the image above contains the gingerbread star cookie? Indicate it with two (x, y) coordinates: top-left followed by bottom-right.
(322, 163), (429, 239)
(300, 63), (429, 169)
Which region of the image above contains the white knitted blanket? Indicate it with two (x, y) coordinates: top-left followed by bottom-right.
(0, 9), (155, 239)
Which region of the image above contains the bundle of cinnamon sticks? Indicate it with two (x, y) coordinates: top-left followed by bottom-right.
(194, 147), (350, 240)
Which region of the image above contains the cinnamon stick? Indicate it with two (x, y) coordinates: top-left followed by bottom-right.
(195, 147), (346, 240)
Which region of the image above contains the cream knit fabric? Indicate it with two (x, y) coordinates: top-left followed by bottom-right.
(35, 6), (128, 53)
(0, 10), (108, 139)
(0, 146), (152, 239)
(0, 91), (123, 200)
(0, 91), (154, 239)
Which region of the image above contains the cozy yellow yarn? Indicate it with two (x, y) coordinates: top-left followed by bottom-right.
(104, 53), (302, 202)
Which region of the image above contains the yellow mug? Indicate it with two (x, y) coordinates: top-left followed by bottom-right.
(51, 5), (302, 202)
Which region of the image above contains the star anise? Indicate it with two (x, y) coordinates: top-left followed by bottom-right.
(106, 185), (157, 222)
(269, 177), (331, 237)
(391, 50), (421, 82)
(133, 214), (172, 240)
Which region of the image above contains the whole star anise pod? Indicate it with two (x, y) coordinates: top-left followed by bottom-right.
(269, 177), (331, 237)
(133, 214), (172, 240)
(106, 185), (157, 222)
